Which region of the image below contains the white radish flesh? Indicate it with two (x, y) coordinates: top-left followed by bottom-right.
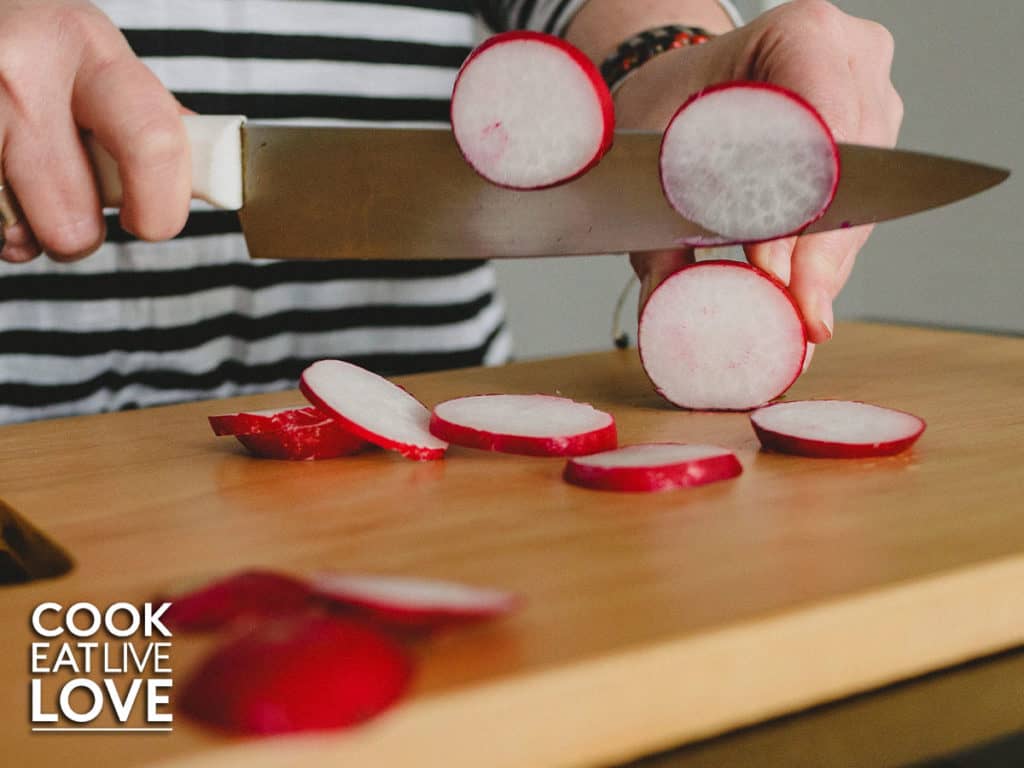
(430, 394), (616, 456)
(639, 261), (806, 411)
(660, 82), (839, 241)
(451, 31), (614, 189)
(564, 443), (742, 492)
(751, 400), (926, 458)
(300, 360), (448, 461)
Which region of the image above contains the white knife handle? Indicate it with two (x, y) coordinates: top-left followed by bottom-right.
(86, 115), (246, 211)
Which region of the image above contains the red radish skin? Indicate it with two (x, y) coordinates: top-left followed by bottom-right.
(161, 570), (314, 632)
(233, 418), (367, 460)
(179, 614), (412, 735)
(208, 405), (325, 436)
(430, 394), (617, 457)
(564, 443), (742, 493)
(639, 261), (806, 411)
(451, 31), (614, 189)
(311, 573), (520, 629)
(751, 400), (926, 458)
(660, 82), (839, 242)
(300, 359), (448, 461)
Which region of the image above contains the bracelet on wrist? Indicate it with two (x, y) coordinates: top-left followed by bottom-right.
(599, 24), (715, 95)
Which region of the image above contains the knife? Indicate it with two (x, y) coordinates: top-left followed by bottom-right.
(16, 115), (1014, 259)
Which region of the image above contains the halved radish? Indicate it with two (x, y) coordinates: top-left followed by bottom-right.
(451, 31), (614, 189)
(564, 443), (742, 492)
(430, 394), (616, 456)
(179, 614), (412, 735)
(660, 82), (839, 241)
(311, 572), (519, 629)
(161, 570), (314, 632)
(208, 405), (324, 436)
(639, 261), (806, 411)
(300, 360), (448, 461)
(234, 418), (367, 460)
(751, 400), (926, 458)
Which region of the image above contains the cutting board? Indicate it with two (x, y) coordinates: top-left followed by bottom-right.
(2, 322), (1023, 768)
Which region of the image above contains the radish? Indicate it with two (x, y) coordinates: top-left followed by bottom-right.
(234, 418), (367, 460)
(311, 572), (519, 629)
(179, 614), (412, 735)
(660, 82), (839, 241)
(451, 31), (614, 189)
(429, 394), (616, 456)
(638, 260), (806, 411)
(300, 359), (448, 461)
(161, 570), (314, 632)
(750, 400), (926, 458)
(208, 405), (324, 436)
(564, 443), (742, 492)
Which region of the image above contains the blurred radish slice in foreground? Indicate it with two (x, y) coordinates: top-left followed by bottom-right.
(639, 261), (806, 411)
(179, 615), (412, 735)
(660, 82), (839, 241)
(564, 443), (742, 492)
(208, 405), (325, 436)
(162, 570), (314, 632)
(751, 400), (926, 458)
(451, 31), (614, 189)
(430, 394), (616, 456)
(300, 360), (448, 461)
(311, 572), (519, 628)
(234, 418), (367, 460)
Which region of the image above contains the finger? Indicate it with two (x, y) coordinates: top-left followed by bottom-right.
(73, 52), (190, 241)
(630, 249), (696, 311)
(0, 220), (42, 263)
(745, 236), (797, 285)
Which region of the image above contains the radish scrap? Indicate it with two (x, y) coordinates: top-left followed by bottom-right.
(751, 400), (926, 458)
(208, 405), (325, 436)
(564, 443), (742, 493)
(234, 418), (367, 461)
(161, 570), (314, 632)
(660, 82), (839, 241)
(430, 394), (617, 456)
(451, 31), (614, 189)
(639, 261), (806, 411)
(179, 614), (412, 735)
(300, 359), (448, 461)
(311, 572), (519, 629)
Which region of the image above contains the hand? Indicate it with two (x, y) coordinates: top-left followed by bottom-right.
(0, 0), (191, 263)
(614, 0), (903, 343)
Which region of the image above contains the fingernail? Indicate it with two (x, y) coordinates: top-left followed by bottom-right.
(817, 292), (835, 340)
(767, 241), (791, 285)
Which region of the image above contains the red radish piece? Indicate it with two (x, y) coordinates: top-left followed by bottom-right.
(451, 31), (614, 189)
(660, 82), (839, 242)
(564, 443), (742, 492)
(430, 394), (616, 456)
(233, 418), (367, 460)
(179, 614), (412, 735)
(161, 570), (314, 632)
(751, 400), (926, 458)
(208, 405), (324, 436)
(300, 359), (448, 461)
(639, 261), (806, 411)
(311, 572), (519, 629)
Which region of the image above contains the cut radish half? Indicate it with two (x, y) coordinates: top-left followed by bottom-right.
(179, 614), (412, 735)
(660, 82), (839, 241)
(639, 261), (806, 411)
(564, 443), (742, 492)
(451, 31), (614, 189)
(430, 394), (617, 456)
(310, 572), (519, 628)
(234, 418), (367, 460)
(751, 400), (926, 458)
(161, 570), (314, 632)
(208, 405), (324, 436)
(300, 359), (448, 461)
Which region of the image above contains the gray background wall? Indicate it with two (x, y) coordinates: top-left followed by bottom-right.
(495, 0), (1023, 360)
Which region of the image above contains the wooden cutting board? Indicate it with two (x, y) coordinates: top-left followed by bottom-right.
(2, 322), (1023, 768)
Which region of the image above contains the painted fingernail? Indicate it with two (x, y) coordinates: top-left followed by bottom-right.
(818, 292), (835, 340)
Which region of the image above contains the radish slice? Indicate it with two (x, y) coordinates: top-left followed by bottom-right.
(660, 82), (839, 241)
(208, 405), (324, 436)
(451, 31), (614, 189)
(234, 418), (367, 461)
(300, 359), (448, 461)
(311, 573), (519, 628)
(179, 614), (412, 735)
(161, 570), (314, 632)
(564, 443), (742, 492)
(751, 400), (926, 458)
(639, 261), (806, 411)
(430, 394), (617, 456)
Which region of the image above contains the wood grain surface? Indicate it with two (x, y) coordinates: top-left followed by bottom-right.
(1, 321), (1022, 767)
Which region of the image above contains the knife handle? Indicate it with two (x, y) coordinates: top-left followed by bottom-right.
(87, 115), (246, 211)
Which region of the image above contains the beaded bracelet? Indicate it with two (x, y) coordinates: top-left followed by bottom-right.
(600, 24), (715, 94)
